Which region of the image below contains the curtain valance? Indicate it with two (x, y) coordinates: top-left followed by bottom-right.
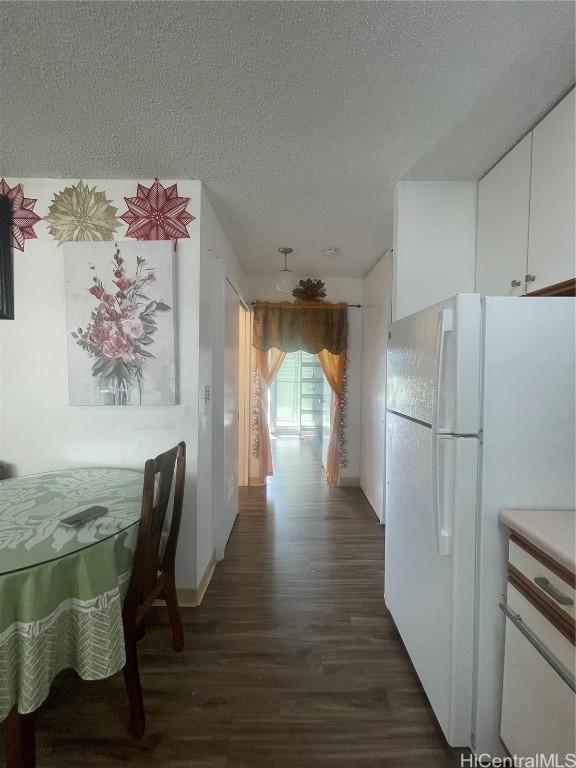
(252, 301), (348, 354)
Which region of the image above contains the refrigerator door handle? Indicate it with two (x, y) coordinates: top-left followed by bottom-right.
(432, 434), (454, 556)
(432, 309), (453, 435)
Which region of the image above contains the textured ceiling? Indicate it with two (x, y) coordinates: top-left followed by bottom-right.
(1, 2), (574, 277)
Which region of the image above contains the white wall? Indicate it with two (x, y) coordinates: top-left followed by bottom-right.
(200, 189), (248, 302)
(0, 178), (201, 589)
(393, 181), (477, 320)
(248, 276), (363, 483)
(360, 251), (393, 522)
(222, 279), (240, 553)
(197, 206), (217, 584)
(199, 188), (246, 568)
(0, 177), (248, 591)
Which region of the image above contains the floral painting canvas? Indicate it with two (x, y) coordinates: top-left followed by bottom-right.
(64, 240), (176, 406)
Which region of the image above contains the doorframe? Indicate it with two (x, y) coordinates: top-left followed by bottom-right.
(238, 302), (251, 487)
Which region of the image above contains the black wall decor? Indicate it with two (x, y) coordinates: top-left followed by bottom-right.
(0, 195), (14, 320)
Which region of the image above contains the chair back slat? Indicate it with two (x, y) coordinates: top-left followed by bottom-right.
(161, 443), (186, 573)
(124, 442), (186, 622)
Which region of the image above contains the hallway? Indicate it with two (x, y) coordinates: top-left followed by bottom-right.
(29, 439), (460, 767)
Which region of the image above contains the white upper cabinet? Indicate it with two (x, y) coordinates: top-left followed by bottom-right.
(476, 133), (532, 296)
(476, 88), (575, 296)
(527, 89), (575, 292)
(393, 181), (477, 320)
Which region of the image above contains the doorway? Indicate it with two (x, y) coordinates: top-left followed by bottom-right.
(245, 302), (348, 487)
(238, 344), (333, 486)
(268, 351), (331, 481)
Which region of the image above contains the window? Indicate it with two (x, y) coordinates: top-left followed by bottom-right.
(270, 351), (327, 436)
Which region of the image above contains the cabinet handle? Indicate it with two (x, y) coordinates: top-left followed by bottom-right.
(525, 274), (536, 283)
(510, 279), (522, 288)
(534, 576), (574, 606)
(499, 602), (576, 691)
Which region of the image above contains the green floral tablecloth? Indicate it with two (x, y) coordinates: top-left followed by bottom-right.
(0, 468), (143, 720)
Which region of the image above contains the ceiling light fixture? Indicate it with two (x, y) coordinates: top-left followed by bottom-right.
(322, 247), (340, 257)
(276, 247), (296, 294)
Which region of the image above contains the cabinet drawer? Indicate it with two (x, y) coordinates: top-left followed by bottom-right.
(501, 584), (576, 759)
(509, 537), (575, 621)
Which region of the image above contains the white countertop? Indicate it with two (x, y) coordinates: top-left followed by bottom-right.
(499, 509), (576, 574)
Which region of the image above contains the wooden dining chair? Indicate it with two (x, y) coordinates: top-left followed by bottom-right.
(122, 441), (186, 739)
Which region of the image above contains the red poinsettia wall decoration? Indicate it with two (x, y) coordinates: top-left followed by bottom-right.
(0, 178), (41, 251)
(120, 179), (195, 241)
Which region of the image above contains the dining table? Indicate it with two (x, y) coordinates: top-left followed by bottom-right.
(0, 467), (144, 768)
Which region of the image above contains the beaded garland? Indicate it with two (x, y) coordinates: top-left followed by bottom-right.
(338, 341), (349, 469)
(250, 354), (262, 458)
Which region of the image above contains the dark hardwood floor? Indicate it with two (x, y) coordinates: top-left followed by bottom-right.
(2, 438), (461, 767)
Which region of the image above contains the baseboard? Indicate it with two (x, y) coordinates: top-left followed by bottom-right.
(357, 486), (382, 521)
(194, 553), (218, 605)
(338, 477), (361, 487)
(155, 552), (218, 609)
(247, 475), (361, 487)
(174, 588), (198, 608)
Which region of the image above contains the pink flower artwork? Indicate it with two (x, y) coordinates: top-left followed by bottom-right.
(102, 332), (136, 364)
(71, 244), (172, 405)
(0, 178), (41, 251)
(121, 317), (145, 340)
(120, 179), (195, 241)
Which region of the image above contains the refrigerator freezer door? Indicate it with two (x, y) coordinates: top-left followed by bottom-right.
(385, 411), (478, 746)
(387, 294), (481, 434)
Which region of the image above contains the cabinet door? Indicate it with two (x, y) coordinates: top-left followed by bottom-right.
(527, 89), (575, 292)
(476, 134), (531, 296)
(501, 583), (576, 760)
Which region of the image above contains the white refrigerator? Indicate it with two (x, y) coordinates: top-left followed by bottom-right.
(384, 294), (575, 756)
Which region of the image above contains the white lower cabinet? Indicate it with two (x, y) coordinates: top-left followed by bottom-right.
(500, 532), (576, 761)
(501, 584), (576, 759)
